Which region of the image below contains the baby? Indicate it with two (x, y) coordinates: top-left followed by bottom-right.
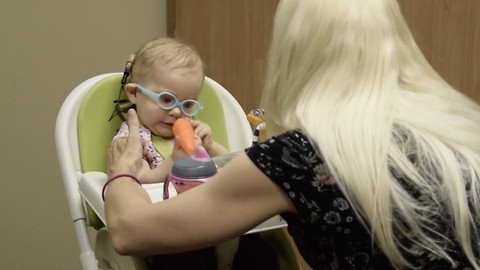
(112, 36), (237, 270)
(114, 37), (228, 183)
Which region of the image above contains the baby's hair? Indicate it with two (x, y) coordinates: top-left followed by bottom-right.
(130, 37), (205, 83)
(109, 37), (205, 122)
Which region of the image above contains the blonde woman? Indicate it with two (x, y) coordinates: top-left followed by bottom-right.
(105, 0), (480, 269)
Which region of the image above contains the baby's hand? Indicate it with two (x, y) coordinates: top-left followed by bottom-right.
(190, 119), (214, 151)
(171, 135), (195, 161)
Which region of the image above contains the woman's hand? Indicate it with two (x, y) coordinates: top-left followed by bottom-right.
(108, 109), (144, 176)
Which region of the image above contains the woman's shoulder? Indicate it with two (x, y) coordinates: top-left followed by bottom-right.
(245, 129), (326, 189)
(257, 129), (316, 151)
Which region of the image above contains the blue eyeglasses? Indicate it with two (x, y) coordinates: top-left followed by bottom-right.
(134, 83), (203, 116)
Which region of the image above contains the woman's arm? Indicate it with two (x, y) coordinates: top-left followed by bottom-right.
(105, 109), (295, 256)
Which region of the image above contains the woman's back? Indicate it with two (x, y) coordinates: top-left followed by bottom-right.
(261, 0), (480, 268)
(247, 129), (478, 269)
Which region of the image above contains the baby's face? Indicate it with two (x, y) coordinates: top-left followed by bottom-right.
(135, 65), (203, 139)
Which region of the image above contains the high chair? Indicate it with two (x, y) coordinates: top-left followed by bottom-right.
(55, 73), (300, 270)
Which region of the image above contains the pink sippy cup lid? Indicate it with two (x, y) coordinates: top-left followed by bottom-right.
(191, 146), (211, 162)
(170, 146), (217, 178)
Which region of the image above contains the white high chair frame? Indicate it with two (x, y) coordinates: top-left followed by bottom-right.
(56, 73), (287, 270)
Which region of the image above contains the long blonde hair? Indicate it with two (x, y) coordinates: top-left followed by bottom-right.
(262, 0), (480, 268)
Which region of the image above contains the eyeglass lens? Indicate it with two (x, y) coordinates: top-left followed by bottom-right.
(158, 92), (200, 115)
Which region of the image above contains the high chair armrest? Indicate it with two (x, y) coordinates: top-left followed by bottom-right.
(78, 172), (286, 233)
(78, 172), (177, 225)
(78, 172), (108, 224)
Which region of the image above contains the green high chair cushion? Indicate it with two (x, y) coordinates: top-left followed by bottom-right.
(77, 75), (124, 173)
(197, 81), (229, 150)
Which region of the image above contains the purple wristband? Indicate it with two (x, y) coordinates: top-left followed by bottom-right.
(102, 173), (141, 201)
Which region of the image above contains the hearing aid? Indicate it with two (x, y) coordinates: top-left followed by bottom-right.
(121, 53), (136, 86)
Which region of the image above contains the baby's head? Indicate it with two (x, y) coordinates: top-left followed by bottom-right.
(125, 37), (205, 139)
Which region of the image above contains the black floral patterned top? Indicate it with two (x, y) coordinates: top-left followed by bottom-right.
(245, 130), (474, 270)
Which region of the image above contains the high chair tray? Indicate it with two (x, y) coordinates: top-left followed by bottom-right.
(79, 172), (287, 234)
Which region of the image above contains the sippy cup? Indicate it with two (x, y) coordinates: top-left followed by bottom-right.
(163, 146), (217, 199)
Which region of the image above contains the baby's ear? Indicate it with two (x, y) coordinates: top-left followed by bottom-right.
(124, 83), (138, 104)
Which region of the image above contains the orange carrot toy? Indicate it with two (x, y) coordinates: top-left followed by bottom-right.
(173, 118), (196, 155)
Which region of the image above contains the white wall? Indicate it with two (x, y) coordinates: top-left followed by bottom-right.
(0, 1), (166, 268)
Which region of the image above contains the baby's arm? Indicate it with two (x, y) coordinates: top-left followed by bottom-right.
(190, 119), (229, 157)
(139, 158), (174, 184)
(138, 159), (151, 179)
(140, 137), (192, 183)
